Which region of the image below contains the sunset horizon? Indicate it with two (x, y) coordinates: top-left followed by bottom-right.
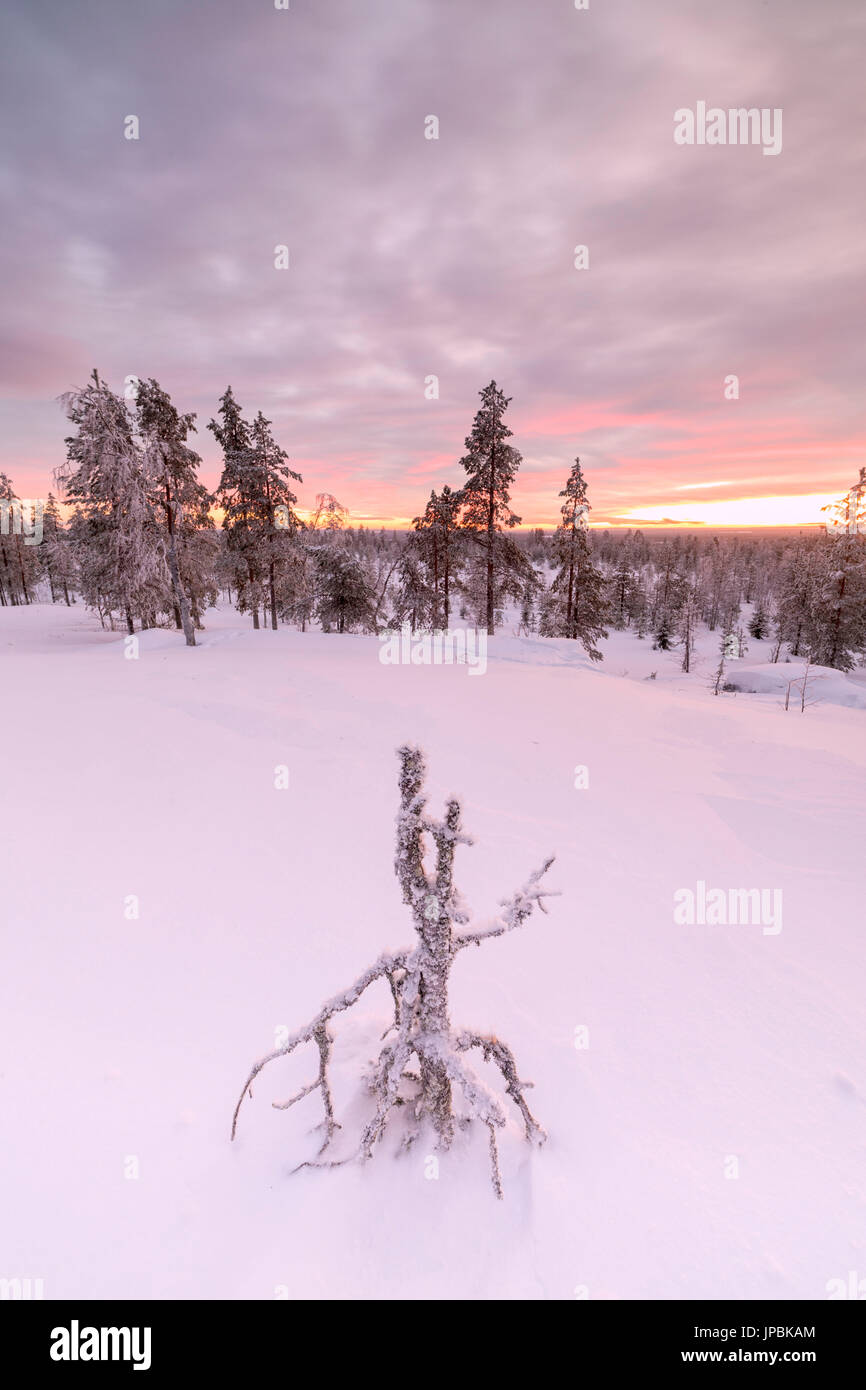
(12, 384), (860, 533)
(3, 1), (864, 536)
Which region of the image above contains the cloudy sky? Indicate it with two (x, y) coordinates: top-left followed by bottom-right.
(1, 0), (864, 526)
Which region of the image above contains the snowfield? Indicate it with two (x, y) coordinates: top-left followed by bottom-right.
(1, 602), (865, 1300)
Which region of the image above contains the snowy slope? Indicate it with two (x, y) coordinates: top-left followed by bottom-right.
(1, 603), (864, 1300)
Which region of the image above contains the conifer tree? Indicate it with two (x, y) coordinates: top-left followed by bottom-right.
(775, 538), (815, 657)
(411, 485), (463, 628)
(315, 545), (375, 633)
(249, 410), (303, 630)
(610, 532), (637, 628)
(540, 459), (608, 659)
(517, 571), (540, 634)
(135, 378), (208, 646)
(40, 494), (75, 605)
(806, 534), (866, 670)
(278, 543), (316, 631)
(57, 371), (164, 633)
(209, 388), (264, 628)
(652, 613), (674, 651)
(393, 547), (429, 630)
(632, 576), (650, 638)
(459, 381), (523, 635)
(703, 537), (728, 631)
(748, 601), (770, 640)
(718, 571), (742, 637)
(461, 537), (532, 631)
(651, 540), (688, 633)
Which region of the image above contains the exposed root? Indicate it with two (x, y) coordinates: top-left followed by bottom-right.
(272, 1024), (339, 1156)
(230, 950), (406, 1142)
(487, 1124), (504, 1200)
(455, 1031), (547, 1145)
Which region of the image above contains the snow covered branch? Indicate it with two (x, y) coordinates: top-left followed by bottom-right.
(230, 950), (407, 1142)
(231, 746), (556, 1197)
(454, 856), (558, 951)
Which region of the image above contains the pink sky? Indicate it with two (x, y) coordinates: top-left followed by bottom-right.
(1, 0), (864, 527)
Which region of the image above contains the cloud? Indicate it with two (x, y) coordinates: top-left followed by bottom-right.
(1, 0), (864, 525)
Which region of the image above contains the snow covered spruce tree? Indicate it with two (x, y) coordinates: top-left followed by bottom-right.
(806, 532), (866, 670)
(314, 543), (376, 632)
(249, 410), (303, 631)
(748, 601), (770, 641)
(540, 459), (608, 658)
(459, 381), (524, 635)
(209, 388), (264, 627)
(393, 545), (429, 630)
(774, 538), (815, 657)
(652, 612), (674, 651)
(40, 494), (76, 606)
(57, 371), (165, 633)
(135, 378), (209, 647)
(609, 530), (639, 629)
(231, 746), (556, 1197)
(409, 485), (464, 629)
(210, 392), (303, 631)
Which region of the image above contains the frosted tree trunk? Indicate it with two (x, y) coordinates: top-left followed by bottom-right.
(232, 745), (556, 1197)
(164, 489), (196, 647)
(486, 442), (496, 636)
(269, 556), (278, 631)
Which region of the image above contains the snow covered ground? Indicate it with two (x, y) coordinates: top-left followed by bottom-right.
(1, 602), (865, 1300)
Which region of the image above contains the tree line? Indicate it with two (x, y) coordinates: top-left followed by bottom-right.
(1, 374), (864, 671)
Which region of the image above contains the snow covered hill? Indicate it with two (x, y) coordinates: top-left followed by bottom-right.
(1, 603), (864, 1300)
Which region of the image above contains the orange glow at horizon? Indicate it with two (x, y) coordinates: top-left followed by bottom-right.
(203, 491), (843, 532)
(611, 492), (838, 528)
(335, 494), (837, 531)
